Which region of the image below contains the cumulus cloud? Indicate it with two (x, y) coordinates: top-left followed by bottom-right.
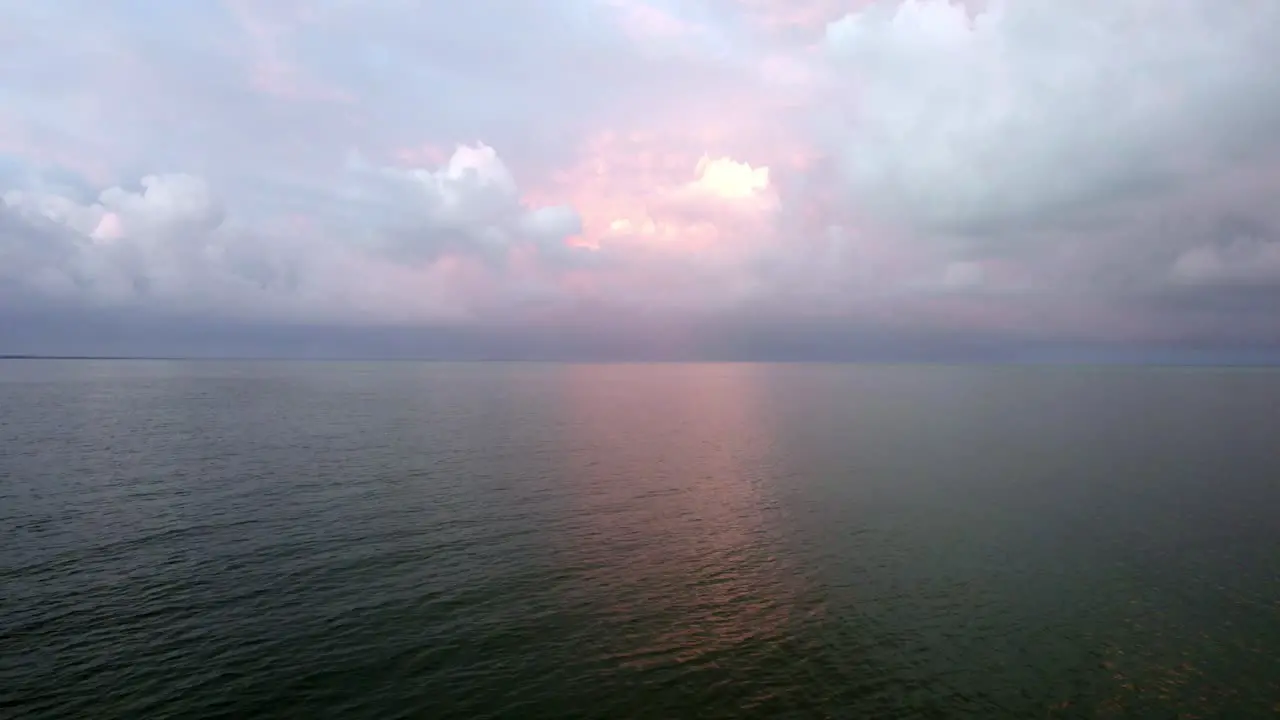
(352, 143), (587, 267)
(0, 145), (591, 323)
(601, 155), (779, 247)
(2, 174), (232, 304)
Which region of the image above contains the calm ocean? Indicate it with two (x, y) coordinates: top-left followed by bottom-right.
(2, 361), (1278, 718)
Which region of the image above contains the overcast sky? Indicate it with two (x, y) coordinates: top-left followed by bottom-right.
(3, 0), (1280, 359)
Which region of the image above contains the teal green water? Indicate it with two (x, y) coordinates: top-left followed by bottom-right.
(2, 362), (1278, 718)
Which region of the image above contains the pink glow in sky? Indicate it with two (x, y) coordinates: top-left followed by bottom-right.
(3, 0), (1280, 354)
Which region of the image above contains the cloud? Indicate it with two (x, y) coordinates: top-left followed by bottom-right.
(2, 173), (284, 311)
(353, 143), (586, 266)
(0, 145), (591, 324)
(823, 0), (1280, 240)
(1171, 238), (1280, 286)
(3, 0), (1280, 356)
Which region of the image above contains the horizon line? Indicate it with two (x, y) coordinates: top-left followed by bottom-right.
(3, 354), (1279, 367)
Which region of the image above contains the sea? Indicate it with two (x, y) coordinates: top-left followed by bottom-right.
(2, 360), (1278, 718)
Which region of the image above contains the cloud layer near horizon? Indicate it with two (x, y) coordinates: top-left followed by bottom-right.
(3, 0), (1280, 354)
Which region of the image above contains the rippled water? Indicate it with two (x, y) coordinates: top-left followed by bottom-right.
(2, 361), (1279, 718)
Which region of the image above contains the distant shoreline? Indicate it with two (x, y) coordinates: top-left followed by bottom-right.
(1, 355), (184, 361)
(2, 354), (1278, 367)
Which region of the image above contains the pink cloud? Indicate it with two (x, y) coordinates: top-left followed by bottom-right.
(391, 144), (448, 169)
(0, 115), (116, 186)
(89, 211), (125, 242)
(602, 0), (697, 41)
(223, 0), (352, 103)
(521, 50), (820, 249)
(532, 129), (780, 260)
(731, 0), (873, 37)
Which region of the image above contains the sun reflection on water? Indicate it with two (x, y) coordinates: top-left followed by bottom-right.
(549, 363), (816, 671)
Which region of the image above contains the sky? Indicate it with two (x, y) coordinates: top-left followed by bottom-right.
(2, 0), (1280, 360)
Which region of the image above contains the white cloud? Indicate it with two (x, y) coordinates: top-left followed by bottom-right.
(520, 205), (583, 252)
(686, 156), (771, 201)
(359, 143), (587, 265)
(2, 173), (288, 310)
(823, 0), (1280, 237)
(96, 174), (224, 238)
(394, 144), (518, 223)
(0, 145), (588, 321)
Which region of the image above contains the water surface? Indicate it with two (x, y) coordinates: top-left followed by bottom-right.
(2, 361), (1278, 718)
